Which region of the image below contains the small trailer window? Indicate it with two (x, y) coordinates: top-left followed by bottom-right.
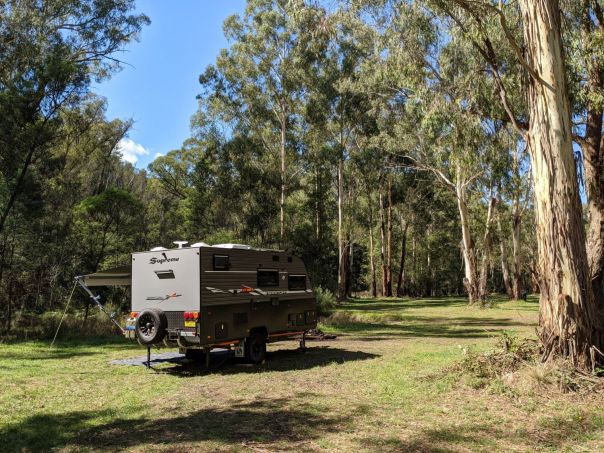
(257, 269), (279, 287)
(288, 275), (306, 290)
(213, 255), (230, 270)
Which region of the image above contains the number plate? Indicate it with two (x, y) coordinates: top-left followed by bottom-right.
(184, 321), (196, 328)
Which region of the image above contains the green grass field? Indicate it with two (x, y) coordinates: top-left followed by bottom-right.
(1, 296), (603, 452)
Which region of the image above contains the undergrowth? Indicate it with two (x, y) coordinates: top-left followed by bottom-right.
(455, 332), (604, 394)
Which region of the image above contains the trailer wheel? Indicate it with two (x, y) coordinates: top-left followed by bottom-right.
(245, 332), (267, 364)
(135, 308), (167, 345)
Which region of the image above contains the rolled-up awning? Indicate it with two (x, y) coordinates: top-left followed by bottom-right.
(81, 265), (132, 286)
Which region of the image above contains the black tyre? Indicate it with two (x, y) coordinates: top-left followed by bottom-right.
(245, 332), (267, 364)
(185, 348), (207, 362)
(135, 308), (167, 345)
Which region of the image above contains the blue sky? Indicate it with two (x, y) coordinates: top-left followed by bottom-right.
(93, 0), (246, 169)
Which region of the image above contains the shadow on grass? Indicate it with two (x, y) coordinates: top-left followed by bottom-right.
(0, 336), (136, 361)
(327, 316), (533, 340)
(341, 295), (539, 312)
(341, 297), (469, 312)
(358, 411), (604, 452)
(0, 396), (352, 452)
(158, 346), (379, 377)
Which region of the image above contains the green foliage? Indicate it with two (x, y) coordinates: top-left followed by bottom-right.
(314, 287), (336, 316)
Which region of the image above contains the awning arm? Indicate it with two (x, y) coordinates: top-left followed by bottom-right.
(75, 276), (125, 334)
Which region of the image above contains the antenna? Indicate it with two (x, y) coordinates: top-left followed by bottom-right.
(173, 241), (188, 249)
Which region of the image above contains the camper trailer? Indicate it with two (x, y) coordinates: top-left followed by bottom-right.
(80, 243), (317, 364)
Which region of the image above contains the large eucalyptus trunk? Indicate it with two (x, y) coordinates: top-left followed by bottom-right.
(520, 0), (599, 367)
(579, 2), (604, 305)
(456, 166), (480, 304)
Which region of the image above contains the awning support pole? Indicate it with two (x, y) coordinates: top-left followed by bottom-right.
(74, 276), (125, 334)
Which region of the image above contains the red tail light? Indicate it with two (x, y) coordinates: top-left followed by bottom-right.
(130, 312), (139, 318)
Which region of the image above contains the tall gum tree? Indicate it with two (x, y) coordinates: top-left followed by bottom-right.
(432, 0), (602, 366)
(563, 0), (604, 303)
(198, 0), (306, 248)
(520, 0), (599, 365)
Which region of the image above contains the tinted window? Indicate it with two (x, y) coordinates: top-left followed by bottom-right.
(257, 270), (279, 287)
(288, 275), (306, 290)
(213, 255), (230, 270)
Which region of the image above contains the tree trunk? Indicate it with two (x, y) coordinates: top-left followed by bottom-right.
(337, 152), (346, 300)
(347, 239), (353, 297)
(426, 226), (432, 297)
(520, 0), (599, 367)
(497, 215), (514, 299)
(367, 190), (377, 298)
(396, 216), (409, 297)
(511, 207), (522, 300)
(279, 115), (286, 247)
(478, 194), (496, 300)
(456, 166), (480, 304)
(379, 185), (387, 297)
(385, 175), (393, 297)
(411, 220), (417, 297)
(315, 167), (321, 242)
(579, 1), (604, 305)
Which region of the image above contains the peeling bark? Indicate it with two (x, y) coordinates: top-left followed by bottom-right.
(520, 0), (599, 367)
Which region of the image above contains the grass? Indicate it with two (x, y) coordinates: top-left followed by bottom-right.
(1, 295), (603, 452)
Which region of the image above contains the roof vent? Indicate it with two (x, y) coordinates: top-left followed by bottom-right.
(191, 242), (210, 247)
(173, 241), (188, 249)
(150, 246), (168, 251)
(212, 243), (252, 250)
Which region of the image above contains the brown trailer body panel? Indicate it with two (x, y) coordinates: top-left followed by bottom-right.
(197, 247), (316, 346)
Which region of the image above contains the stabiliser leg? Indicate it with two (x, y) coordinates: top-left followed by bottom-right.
(146, 347), (151, 369)
(299, 331), (306, 352)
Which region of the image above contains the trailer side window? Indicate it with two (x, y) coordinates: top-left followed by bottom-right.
(288, 275), (306, 290)
(213, 255), (230, 270)
(257, 269), (279, 287)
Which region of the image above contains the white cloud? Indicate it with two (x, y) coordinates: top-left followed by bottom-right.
(116, 138), (149, 165)
(154, 152), (164, 159)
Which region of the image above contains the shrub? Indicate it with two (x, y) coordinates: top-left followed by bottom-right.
(3, 308), (124, 341)
(315, 287), (336, 316)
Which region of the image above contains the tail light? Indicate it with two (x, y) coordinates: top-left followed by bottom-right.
(183, 312), (199, 320)
(130, 312), (139, 318)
